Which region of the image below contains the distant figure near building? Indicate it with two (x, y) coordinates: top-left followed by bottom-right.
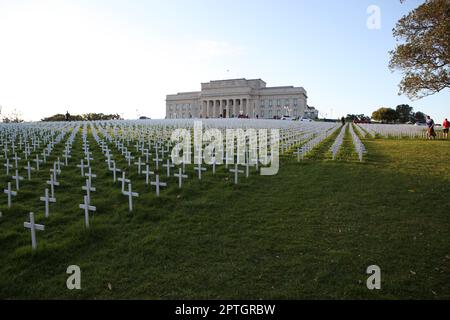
(443, 118), (449, 139)
(65, 111), (70, 121)
(426, 116), (436, 140)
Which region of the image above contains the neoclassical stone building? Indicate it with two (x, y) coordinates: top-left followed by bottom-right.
(166, 78), (317, 119)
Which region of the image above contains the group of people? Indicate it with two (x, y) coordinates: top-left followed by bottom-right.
(426, 116), (449, 140)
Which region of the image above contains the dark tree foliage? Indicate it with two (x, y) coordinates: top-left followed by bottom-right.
(42, 113), (123, 122)
(389, 0), (450, 99)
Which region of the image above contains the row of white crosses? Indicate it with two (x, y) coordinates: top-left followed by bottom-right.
(78, 126), (97, 227)
(349, 123), (366, 162)
(329, 123), (348, 160)
(0, 123), (78, 251)
(94, 124), (170, 201)
(294, 123), (341, 160)
(357, 123), (429, 139)
(92, 124), (142, 212)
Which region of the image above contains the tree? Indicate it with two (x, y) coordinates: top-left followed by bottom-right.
(389, 0), (450, 99)
(395, 104), (414, 123)
(41, 113), (122, 122)
(371, 107), (399, 123)
(413, 111), (426, 122)
(2, 108), (24, 123)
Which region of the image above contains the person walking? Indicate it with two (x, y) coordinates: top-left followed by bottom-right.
(426, 116), (436, 140)
(443, 118), (449, 139)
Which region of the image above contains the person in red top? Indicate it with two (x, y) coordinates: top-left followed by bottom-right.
(443, 118), (450, 139)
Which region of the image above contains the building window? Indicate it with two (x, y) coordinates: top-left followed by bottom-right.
(269, 100), (273, 106)
(294, 99), (298, 106)
(277, 99), (280, 106)
(261, 110), (264, 117)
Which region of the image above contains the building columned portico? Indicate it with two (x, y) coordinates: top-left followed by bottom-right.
(166, 78), (318, 119)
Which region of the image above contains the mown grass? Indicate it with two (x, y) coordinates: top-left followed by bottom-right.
(0, 129), (449, 299)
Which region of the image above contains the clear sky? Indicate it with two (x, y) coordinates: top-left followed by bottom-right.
(0, 0), (448, 121)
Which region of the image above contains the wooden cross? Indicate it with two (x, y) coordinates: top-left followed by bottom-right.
(76, 160), (85, 177)
(12, 153), (21, 168)
(174, 168), (188, 188)
(118, 171), (130, 193)
(162, 159), (174, 177)
(194, 162), (206, 180)
(134, 157), (143, 175)
(4, 158), (12, 175)
(81, 179), (96, 204)
(142, 164), (154, 186)
(33, 154), (43, 171)
(122, 183), (139, 212)
(79, 195), (96, 228)
(12, 169), (24, 190)
(4, 182), (17, 208)
(40, 188), (56, 218)
(109, 160), (121, 182)
(24, 212), (45, 250)
(46, 174), (60, 198)
(23, 161), (35, 180)
(229, 164), (244, 185)
(150, 174), (167, 197)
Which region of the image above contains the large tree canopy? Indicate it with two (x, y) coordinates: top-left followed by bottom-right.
(389, 0), (450, 99)
(372, 107), (399, 123)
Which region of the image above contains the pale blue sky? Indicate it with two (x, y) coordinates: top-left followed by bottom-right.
(0, 0), (448, 121)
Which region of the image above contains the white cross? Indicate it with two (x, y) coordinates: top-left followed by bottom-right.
(76, 160), (85, 177)
(23, 161), (35, 180)
(4, 158), (12, 175)
(12, 153), (21, 168)
(63, 150), (71, 166)
(229, 164), (244, 185)
(142, 164), (154, 185)
(4, 182), (17, 208)
(33, 154), (43, 171)
(81, 179), (96, 204)
(40, 188), (56, 218)
(109, 160), (121, 182)
(125, 152), (134, 167)
(293, 148), (303, 162)
(150, 174), (167, 197)
(46, 174), (60, 198)
(12, 169), (24, 190)
(122, 183), (139, 212)
(153, 152), (162, 170)
(134, 157), (143, 175)
(84, 151), (93, 166)
(143, 149), (150, 163)
(24, 212), (45, 250)
(79, 195), (96, 228)
(174, 168), (188, 188)
(50, 162), (61, 178)
(84, 167), (97, 185)
(118, 171), (130, 193)
(194, 162), (206, 180)
(162, 158), (174, 177)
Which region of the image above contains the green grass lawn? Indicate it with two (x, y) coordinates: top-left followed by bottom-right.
(0, 130), (449, 299)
